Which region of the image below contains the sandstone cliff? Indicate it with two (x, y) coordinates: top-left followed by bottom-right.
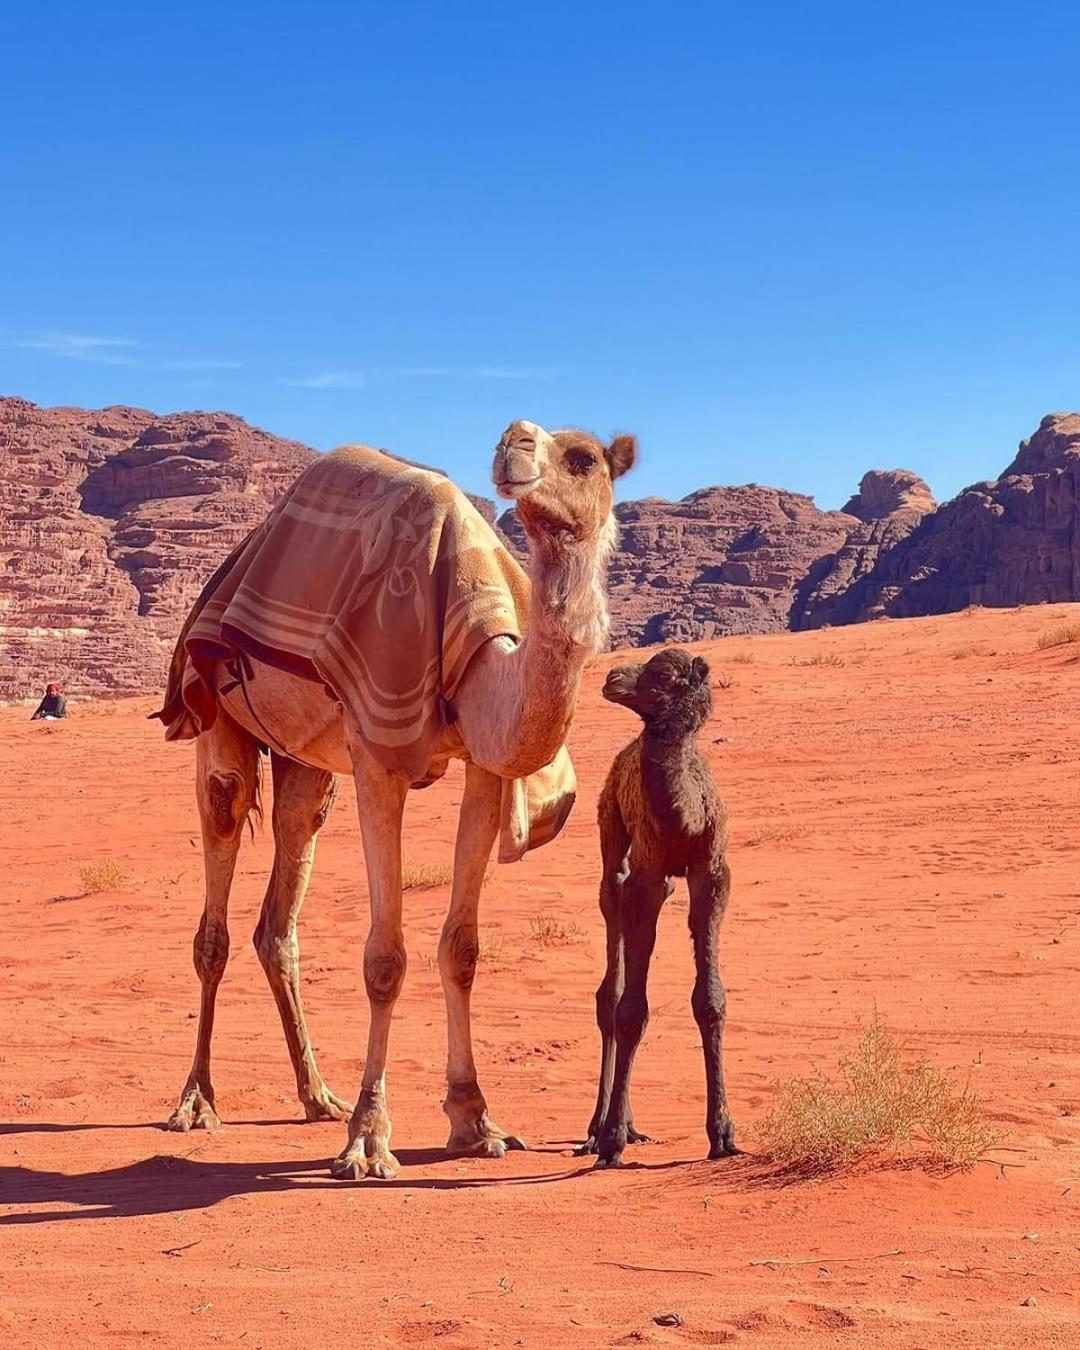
(2, 395), (1076, 703)
(817, 415), (1080, 623)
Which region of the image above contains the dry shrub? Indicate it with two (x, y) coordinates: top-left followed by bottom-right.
(951, 643), (992, 659)
(402, 862), (494, 890)
(78, 859), (132, 894)
(1036, 623), (1080, 650)
(789, 652), (845, 668)
(477, 925), (504, 964)
(757, 1016), (999, 1172)
(529, 913), (585, 946)
(729, 650), (755, 665)
(402, 861), (453, 890)
(744, 823), (808, 848)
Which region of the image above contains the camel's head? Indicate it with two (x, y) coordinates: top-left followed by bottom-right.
(492, 420), (637, 542)
(602, 647), (712, 735)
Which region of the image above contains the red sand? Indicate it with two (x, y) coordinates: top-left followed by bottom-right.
(2, 606), (1079, 1348)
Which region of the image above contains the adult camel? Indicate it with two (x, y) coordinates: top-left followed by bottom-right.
(157, 420), (636, 1179)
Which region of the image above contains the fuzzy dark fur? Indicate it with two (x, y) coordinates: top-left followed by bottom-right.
(579, 647), (737, 1166)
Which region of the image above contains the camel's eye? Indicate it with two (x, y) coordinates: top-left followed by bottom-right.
(566, 448), (597, 476)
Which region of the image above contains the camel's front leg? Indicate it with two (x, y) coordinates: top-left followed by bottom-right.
(440, 763), (526, 1158)
(331, 747), (408, 1181)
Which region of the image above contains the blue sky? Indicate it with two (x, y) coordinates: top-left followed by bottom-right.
(3, 2), (1079, 508)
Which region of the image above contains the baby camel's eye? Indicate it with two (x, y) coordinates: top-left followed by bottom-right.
(566, 448), (597, 476)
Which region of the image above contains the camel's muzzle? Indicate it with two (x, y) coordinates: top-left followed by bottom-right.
(602, 665), (643, 707)
(493, 420), (547, 500)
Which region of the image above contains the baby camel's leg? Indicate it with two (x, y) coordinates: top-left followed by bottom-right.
(688, 858), (737, 1158)
(577, 793), (628, 1155)
(167, 714), (259, 1131)
(253, 753), (349, 1123)
(441, 763), (525, 1157)
(595, 869), (666, 1168)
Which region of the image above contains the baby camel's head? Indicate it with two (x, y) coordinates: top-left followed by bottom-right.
(602, 646), (712, 736)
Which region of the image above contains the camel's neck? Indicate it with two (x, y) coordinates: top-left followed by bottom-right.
(451, 521), (614, 779)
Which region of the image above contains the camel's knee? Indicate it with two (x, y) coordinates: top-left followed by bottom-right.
(439, 921), (479, 992)
(692, 973), (726, 1031)
(615, 991), (648, 1044)
(314, 778), (337, 831)
(204, 771), (251, 842)
(193, 916), (229, 985)
(595, 973), (618, 1034)
(364, 936), (406, 1006)
(253, 921), (297, 978)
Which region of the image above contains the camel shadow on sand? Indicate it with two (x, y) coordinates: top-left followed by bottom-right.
(0, 1129), (806, 1227)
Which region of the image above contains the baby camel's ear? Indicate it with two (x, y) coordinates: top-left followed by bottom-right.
(605, 434), (638, 480)
(691, 656), (710, 686)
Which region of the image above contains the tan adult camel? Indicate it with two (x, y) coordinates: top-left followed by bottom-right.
(156, 420), (636, 1180)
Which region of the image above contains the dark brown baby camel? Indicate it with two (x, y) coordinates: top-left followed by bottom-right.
(578, 646), (736, 1167)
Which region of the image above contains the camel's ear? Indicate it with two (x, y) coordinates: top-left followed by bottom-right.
(691, 656), (710, 686)
(605, 434), (637, 480)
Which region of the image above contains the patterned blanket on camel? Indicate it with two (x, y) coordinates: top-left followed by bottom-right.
(154, 445), (576, 862)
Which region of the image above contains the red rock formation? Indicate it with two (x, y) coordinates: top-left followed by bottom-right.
(3, 394), (1076, 703)
(825, 415), (1080, 622)
(0, 398), (315, 701)
(501, 485), (867, 645)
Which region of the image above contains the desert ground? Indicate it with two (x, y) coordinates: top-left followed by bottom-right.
(2, 605), (1078, 1348)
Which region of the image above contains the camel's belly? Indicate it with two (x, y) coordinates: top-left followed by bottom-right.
(216, 657), (354, 774)
(215, 655), (465, 780)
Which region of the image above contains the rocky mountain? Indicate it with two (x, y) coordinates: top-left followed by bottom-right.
(810, 414), (1080, 624)
(0, 395), (1074, 703)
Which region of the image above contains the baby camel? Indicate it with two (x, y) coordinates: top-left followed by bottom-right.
(579, 646), (736, 1167)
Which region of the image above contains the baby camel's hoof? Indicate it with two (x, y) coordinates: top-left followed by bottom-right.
(574, 1134), (599, 1157)
(707, 1118), (739, 1159)
(625, 1125), (652, 1145)
(165, 1091), (221, 1132)
(330, 1143), (400, 1181)
(593, 1152), (625, 1170)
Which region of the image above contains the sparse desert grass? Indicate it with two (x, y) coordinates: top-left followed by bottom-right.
(951, 642), (993, 659)
(757, 1016), (999, 1173)
(402, 861), (494, 890)
(729, 650), (755, 665)
(477, 925), (504, 964)
(77, 858), (132, 894)
(528, 913), (586, 946)
(744, 823), (808, 848)
(1036, 623), (1080, 650)
(788, 652), (845, 668)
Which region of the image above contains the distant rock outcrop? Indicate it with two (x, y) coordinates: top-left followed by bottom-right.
(0, 398), (315, 701)
(818, 415), (1080, 623)
(2, 395), (1078, 702)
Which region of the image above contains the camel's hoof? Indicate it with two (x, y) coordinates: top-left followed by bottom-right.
(708, 1119), (738, 1159)
(574, 1134), (600, 1157)
(166, 1091), (221, 1133)
(330, 1142), (400, 1181)
(626, 1125), (652, 1145)
(448, 1132), (527, 1160)
(302, 1088), (352, 1123)
(593, 1152), (625, 1170)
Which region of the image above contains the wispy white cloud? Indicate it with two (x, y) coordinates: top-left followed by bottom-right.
(291, 371), (367, 390)
(13, 330), (140, 365)
(7, 330), (242, 374)
(392, 365), (553, 381)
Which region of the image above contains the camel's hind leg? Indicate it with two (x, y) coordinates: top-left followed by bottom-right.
(253, 753), (350, 1123)
(440, 763), (525, 1158)
(167, 714), (259, 1132)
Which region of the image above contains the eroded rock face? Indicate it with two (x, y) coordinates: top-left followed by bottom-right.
(824, 416), (1080, 622)
(0, 398), (315, 701)
(4, 396), (1077, 702)
(501, 485), (867, 645)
